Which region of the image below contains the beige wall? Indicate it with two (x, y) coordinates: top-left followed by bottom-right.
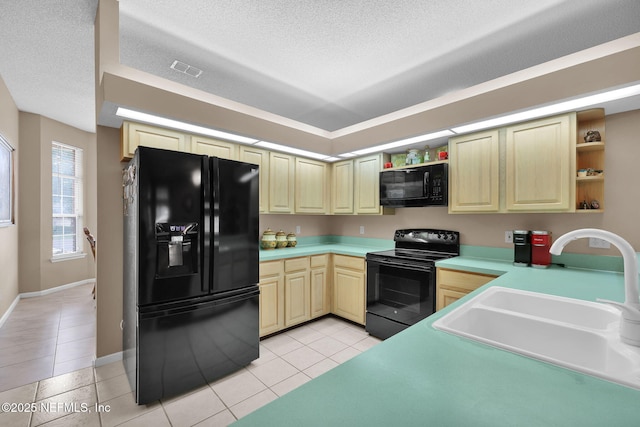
(95, 109), (639, 358)
(330, 110), (640, 255)
(95, 126), (126, 358)
(0, 75), (20, 318)
(18, 113), (97, 293)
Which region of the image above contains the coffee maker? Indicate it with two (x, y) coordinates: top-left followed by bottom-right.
(513, 230), (531, 266)
(531, 231), (552, 268)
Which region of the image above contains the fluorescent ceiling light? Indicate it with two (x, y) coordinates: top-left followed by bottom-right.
(452, 83), (640, 134)
(116, 107), (259, 144)
(255, 141), (330, 161)
(323, 157), (342, 162)
(339, 153), (357, 158)
(350, 130), (455, 156)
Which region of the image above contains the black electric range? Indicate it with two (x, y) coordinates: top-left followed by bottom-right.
(365, 229), (460, 339)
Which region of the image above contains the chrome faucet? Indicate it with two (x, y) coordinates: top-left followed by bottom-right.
(550, 229), (640, 347)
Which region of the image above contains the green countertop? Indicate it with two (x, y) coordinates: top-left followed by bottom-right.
(258, 235), (394, 261)
(235, 254), (640, 426)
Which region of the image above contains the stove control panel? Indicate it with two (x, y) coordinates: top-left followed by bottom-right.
(394, 229), (459, 245)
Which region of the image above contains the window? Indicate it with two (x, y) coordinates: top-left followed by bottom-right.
(52, 142), (83, 258)
(0, 134), (14, 226)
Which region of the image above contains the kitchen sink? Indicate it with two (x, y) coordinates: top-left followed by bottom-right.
(432, 287), (640, 390)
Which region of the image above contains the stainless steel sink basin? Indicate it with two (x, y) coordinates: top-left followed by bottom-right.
(432, 287), (640, 389)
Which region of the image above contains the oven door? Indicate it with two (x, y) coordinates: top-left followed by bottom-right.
(366, 257), (435, 335)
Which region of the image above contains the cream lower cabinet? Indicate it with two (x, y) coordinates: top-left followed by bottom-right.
(332, 255), (366, 325)
(310, 255), (330, 318)
(190, 135), (238, 159)
(259, 261), (285, 337)
(120, 121), (188, 161)
(284, 257), (311, 327)
(436, 268), (497, 311)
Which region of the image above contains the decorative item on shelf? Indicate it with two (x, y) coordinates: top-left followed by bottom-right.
(384, 162), (393, 169)
(583, 130), (602, 143)
(261, 228), (277, 250)
(391, 153), (407, 168)
(577, 169), (587, 177)
(437, 146), (448, 160)
(406, 149), (422, 165)
(275, 230), (288, 248)
(286, 232), (297, 247)
(580, 200), (589, 210)
(590, 199), (600, 209)
(423, 145), (431, 162)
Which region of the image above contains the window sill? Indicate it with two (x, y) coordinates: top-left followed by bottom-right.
(50, 252), (87, 263)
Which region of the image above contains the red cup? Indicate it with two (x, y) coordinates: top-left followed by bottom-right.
(438, 151), (448, 160)
(384, 162), (393, 168)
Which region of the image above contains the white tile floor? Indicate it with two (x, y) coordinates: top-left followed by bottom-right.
(0, 283), (96, 393)
(0, 288), (382, 426)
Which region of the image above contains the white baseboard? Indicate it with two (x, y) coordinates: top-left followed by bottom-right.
(95, 351), (123, 367)
(0, 294), (21, 329)
(20, 279), (95, 299)
(0, 278), (96, 327)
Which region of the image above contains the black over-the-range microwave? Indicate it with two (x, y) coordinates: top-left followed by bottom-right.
(379, 163), (448, 207)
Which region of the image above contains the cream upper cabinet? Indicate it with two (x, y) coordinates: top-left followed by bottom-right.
(239, 146), (269, 213)
(505, 114), (576, 212)
(331, 160), (354, 214)
(448, 130), (500, 213)
(190, 135), (238, 160)
(121, 121), (187, 161)
(354, 153), (391, 215)
(269, 152), (295, 213)
(295, 158), (329, 214)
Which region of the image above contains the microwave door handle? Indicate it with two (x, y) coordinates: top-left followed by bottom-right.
(423, 171), (430, 198)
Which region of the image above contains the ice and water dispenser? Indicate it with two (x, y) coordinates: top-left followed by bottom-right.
(155, 223), (199, 278)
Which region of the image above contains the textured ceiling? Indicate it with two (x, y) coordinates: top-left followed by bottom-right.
(0, 0), (639, 134)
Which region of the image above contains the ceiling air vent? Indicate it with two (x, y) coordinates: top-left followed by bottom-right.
(170, 60), (203, 78)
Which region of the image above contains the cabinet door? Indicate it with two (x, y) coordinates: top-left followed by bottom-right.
(354, 154), (382, 214)
(269, 152), (295, 213)
(285, 270), (311, 327)
(190, 135), (238, 160)
(448, 130), (500, 213)
(239, 146), (269, 213)
(295, 158), (329, 214)
(310, 255), (330, 318)
(505, 114), (575, 211)
(436, 288), (467, 311)
(121, 122), (187, 161)
(436, 268), (497, 311)
(331, 160), (354, 214)
(333, 267), (365, 325)
(259, 261), (284, 337)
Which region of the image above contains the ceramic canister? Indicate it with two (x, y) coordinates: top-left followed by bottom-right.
(287, 232), (297, 247)
(261, 228), (277, 250)
(275, 230), (288, 248)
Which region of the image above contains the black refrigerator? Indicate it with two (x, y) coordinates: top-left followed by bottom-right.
(123, 146), (260, 404)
